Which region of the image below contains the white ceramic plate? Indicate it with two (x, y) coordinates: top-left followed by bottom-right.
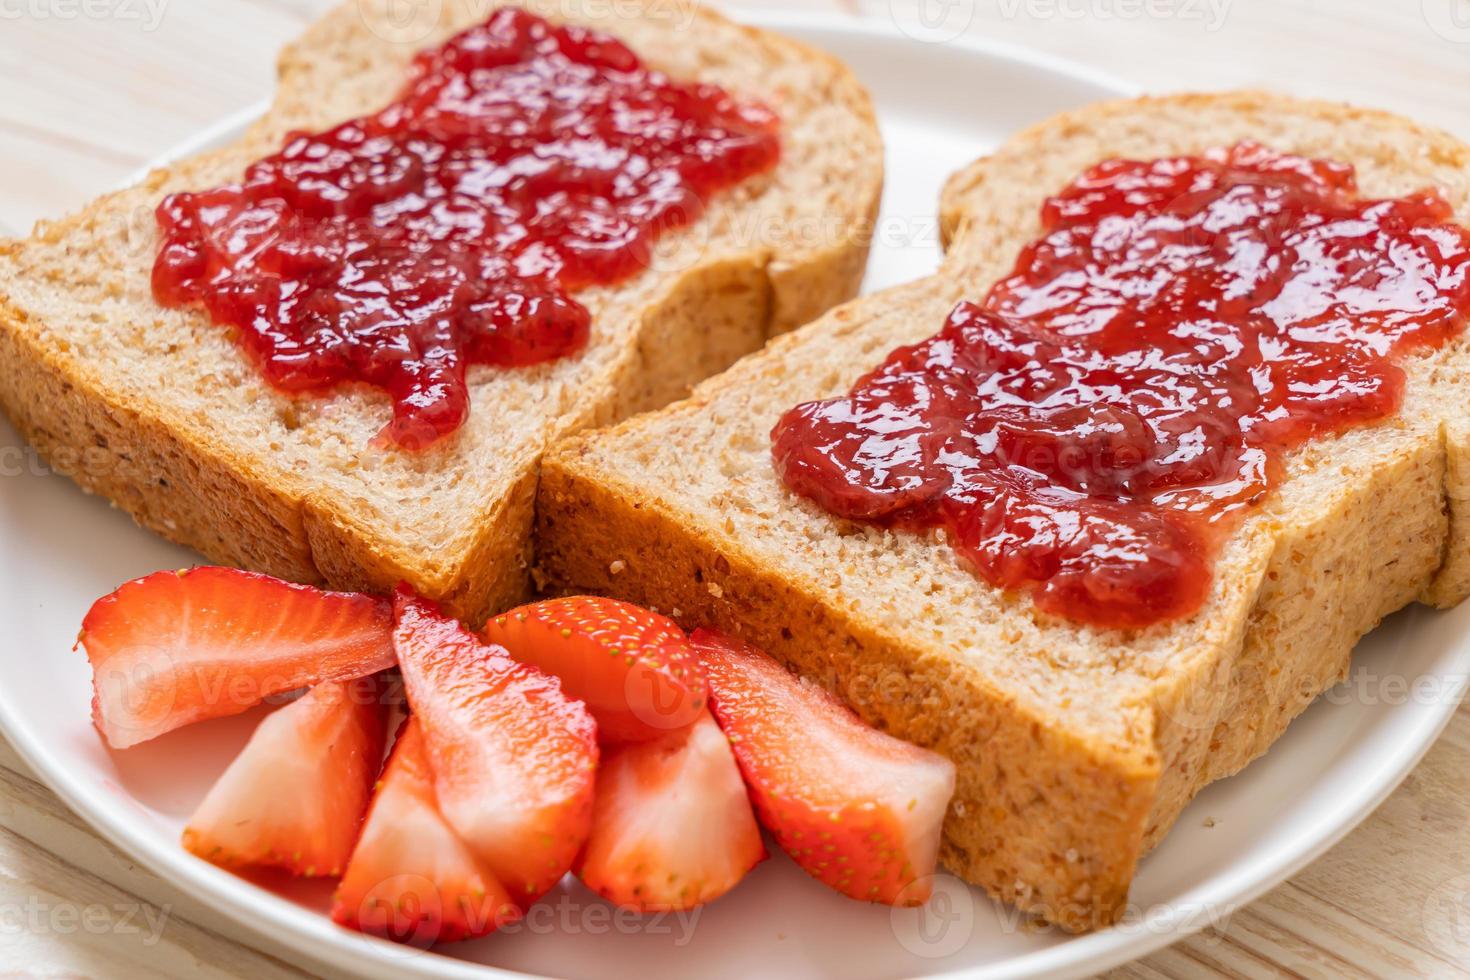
(2, 12), (1465, 980)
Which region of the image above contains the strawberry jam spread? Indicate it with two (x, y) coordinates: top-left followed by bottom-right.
(773, 143), (1470, 629)
(152, 8), (779, 448)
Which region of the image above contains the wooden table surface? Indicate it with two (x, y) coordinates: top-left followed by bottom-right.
(2, 1), (1469, 976)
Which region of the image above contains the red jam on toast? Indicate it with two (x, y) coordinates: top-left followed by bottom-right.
(153, 8), (780, 449)
(773, 143), (1470, 628)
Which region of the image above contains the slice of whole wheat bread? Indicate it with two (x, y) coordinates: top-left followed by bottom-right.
(535, 92), (1470, 930)
(0, 0), (882, 624)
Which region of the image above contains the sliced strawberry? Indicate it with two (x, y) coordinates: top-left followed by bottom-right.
(332, 718), (520, 945)
(577, 709), (765, 911)
(695, 629), (956, 906)
(183, 676), (388, 876)
(393, 586), (598, 904)
(78, 566), (396, 748)
(483, 595), (705, 743)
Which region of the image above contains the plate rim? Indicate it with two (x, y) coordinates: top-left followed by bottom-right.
(2, 11), (1457, 980)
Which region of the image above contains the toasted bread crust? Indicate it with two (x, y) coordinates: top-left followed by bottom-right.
(535, 92), (1470, 929)
(0, 0), (881, 624)
(537, 447), (1159, 927)
(0, 287), (322, 582)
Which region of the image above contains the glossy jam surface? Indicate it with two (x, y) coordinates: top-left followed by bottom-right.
(153, 8), (779, 448)
(773, 143), (1470, 628)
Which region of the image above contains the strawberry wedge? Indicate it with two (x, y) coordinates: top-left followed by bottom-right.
(78, 567), (395, 748)
(484, 596), (706, 743)
(393, 586), (598, 903)
(695, 629), (956, 906)
(577, 709), (765, 911)
(183, 676), (388, 876)
(333, 718), (520, 946)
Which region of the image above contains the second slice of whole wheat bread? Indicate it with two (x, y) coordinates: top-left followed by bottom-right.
(535, 92), (1470, 929)
(0, 0), (882, 623)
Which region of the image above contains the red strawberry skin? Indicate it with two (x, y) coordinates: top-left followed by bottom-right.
(79, 567), (396, 748)
(577, 709), (765, 911)
(695, 629), (956, 906)
(332, 718), (520, 945)
(393, 586), (598, 904)
(484, 596), (706, 744)
(183, 676), (388, 876)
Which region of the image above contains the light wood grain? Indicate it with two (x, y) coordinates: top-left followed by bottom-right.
(2, 0), (1469, 976)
